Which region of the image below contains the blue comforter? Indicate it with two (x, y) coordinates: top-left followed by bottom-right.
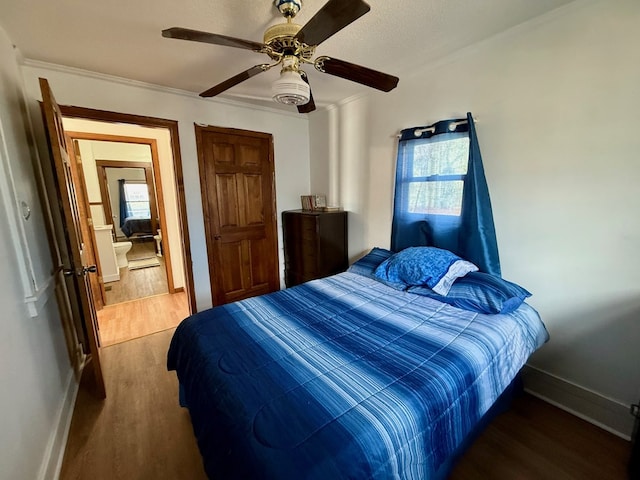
(168, 272), (548, 479)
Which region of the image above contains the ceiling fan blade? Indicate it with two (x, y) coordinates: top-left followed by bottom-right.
(162, 27), (265, 52)
(294, 0), (370, 46)
(315, 56), (399, 92)
(297, 72), (316, 114)
(200, 65), (270, 98)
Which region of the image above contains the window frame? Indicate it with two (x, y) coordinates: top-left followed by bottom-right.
(400, 134), (470, 218)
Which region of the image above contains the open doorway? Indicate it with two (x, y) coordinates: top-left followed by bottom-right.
(72, 138), (169, 306)
(60, 107), (196, 347)
(98, 161), (167, 304)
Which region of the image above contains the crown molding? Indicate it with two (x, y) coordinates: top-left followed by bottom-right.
(20, 59), (308, 119)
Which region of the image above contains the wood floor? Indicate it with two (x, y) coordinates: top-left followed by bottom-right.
(60, 329), (207, 480)
(104, 240), (168, 305)
(96, 291), (189, 347)
(449, 393), (630, 480)
(60, 327), (632, 480)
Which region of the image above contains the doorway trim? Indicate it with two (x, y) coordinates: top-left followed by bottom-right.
(59, 105), (197, 313)
(94, 159), (159, 240)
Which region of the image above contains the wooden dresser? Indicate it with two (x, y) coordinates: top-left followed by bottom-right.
(282, 209), (348, 288)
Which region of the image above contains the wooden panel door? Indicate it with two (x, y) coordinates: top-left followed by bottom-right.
(40, 78), (106, 398)
(196, 125), (279, 306)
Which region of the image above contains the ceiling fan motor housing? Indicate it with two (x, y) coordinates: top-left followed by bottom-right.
(263, 21), (315, 62)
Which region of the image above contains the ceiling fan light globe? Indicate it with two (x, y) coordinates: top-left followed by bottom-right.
(272, 71), (310, 106)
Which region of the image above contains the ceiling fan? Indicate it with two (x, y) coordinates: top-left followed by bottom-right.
(162, 0), (399, 113)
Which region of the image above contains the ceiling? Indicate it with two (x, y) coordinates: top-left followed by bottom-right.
(0, 0), (575, 110)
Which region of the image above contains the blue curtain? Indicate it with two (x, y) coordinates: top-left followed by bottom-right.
(118, 179), (130, 227)
(390, 112), (501, 276)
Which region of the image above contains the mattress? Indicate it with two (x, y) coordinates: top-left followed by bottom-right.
(168, 271), (548, 479)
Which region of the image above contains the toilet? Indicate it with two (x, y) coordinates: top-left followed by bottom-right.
(113, 241), (133, 268)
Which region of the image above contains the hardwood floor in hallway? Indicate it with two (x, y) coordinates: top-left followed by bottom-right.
(59, 328), (207, 480)
(96, 291), (189, 347)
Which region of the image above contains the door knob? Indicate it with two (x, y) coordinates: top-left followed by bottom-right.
(214, 235), (221, 240)
(62, 265), (97, 276)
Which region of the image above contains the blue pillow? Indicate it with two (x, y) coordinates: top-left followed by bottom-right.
(347, 247), (406, 290)
(347, 247), (393, 277)
(374, 246), (478, 295)
(407, 271), (532, 314)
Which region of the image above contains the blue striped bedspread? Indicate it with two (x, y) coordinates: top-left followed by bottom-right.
(168, 272), (548, 479)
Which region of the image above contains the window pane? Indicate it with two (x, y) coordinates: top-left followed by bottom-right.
(412, 137), (469, 177)
(124, 183), (150, 218)
(408, 180), (464, 216)
(127, 202), (151, 218)
(124, 183), (149, 201)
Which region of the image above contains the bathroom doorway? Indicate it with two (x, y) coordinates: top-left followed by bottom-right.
(69, 136), (175, 308)
(96, 160), (168, 305)
(59, 108), (195, 346)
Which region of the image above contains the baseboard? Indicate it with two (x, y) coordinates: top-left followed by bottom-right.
(38, 369), (79, 480)
(103, 273), (120, 283)
(522, 365), (634, 440)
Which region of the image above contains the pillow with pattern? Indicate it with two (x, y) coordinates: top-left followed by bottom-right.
(374, 246), (478, 296)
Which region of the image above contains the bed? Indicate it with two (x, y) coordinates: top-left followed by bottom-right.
(168, 247), (548, 479)
(120, 216), (152, 238)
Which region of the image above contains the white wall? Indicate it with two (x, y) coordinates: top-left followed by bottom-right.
(310, 0), (640, 436)
(0, 26), (75, 480)
(20, 64), (311, 311)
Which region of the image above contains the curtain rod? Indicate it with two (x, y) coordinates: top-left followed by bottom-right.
(396, 117), (478, 138)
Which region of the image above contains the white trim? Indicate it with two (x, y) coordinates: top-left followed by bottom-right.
(37, 369), (79, 480)
(24, 274), (56, 317)
(21, 59), (307, 119)
(0, 114), (38, 296)
(103, 272), (120, 283)
(522, 364), (634, 440)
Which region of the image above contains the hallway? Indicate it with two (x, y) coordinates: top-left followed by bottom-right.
(96, 291), (189, 347)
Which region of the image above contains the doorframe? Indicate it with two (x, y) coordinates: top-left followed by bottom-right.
(59, 105), (197, 313)
(94, 159), (159, 239)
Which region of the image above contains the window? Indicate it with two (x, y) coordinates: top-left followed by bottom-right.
(391, 114), (500, 274)
(123, 182), (151, 219)
(404, 134), (469, 216)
